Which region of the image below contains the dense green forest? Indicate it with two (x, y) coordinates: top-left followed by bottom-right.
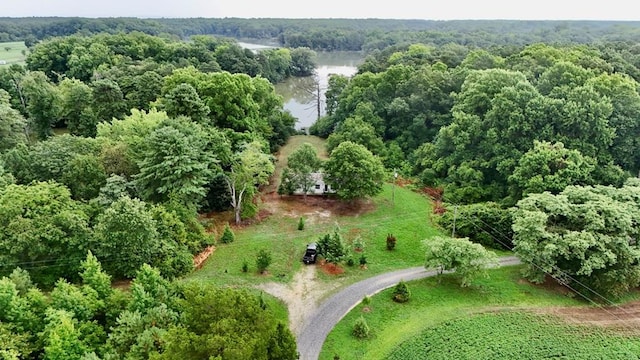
(1, 17), (640, 359)
(2, 17), (640, 50)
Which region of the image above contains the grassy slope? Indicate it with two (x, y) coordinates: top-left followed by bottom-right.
(320, 266), (588, 360)
(187, 134), (442, 287)
(187, 183), (441, 286)
(0, 41), (27, 66)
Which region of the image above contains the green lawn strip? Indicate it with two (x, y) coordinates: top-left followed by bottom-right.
(187, 183), (443, 288)
(320, 266), (589, 360)
(0, 41), (27, 65)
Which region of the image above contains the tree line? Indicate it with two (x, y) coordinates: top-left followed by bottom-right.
(0, 254), (297, 359)
(2, 17), (640, 52)
(316, 40), (640, 298)
(0, 31), (317, 287)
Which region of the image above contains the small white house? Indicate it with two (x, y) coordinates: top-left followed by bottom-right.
(294, 172), (335, 195)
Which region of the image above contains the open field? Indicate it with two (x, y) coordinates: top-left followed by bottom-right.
(321, 266), (640, 359)
(0, 41), (27, 66)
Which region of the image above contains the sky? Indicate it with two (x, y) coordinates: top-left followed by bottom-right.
(0, 0), (639, 20)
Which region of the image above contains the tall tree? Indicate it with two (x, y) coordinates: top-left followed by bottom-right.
(279, 142), (322, 199)
(508, 140), (596, 201)
(92, 196), (160, 279)
(135, 118), (223, 208)
(512, 181), (640, 298)
(225, 141), (274, 224)
(324, 141), (385, 200)
(155, 283), (298, 360)
(0, 89), (28, 152)
(21, 70), (61, 139)
(0, 181), (91, 286)
(58, 78), (97, 137)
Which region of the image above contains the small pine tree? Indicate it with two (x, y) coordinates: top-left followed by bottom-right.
(346, 257), (355, 267)
(386, 233), (397, 250)
(241, 260), (249, 273)
(352, 316), (370, 339)
(362, 295), (371, 306)
(220, 223), (235, 244)
(298, 217), (305, 231)
(392, 280), (411, 303)
(256, 249), (272, 274)
(359, 255), (367, 266)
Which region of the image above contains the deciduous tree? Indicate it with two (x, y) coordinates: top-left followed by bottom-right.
(512, 181), (640, 298)
(324, 141), (385, 200)
(424, 236), (498, 287)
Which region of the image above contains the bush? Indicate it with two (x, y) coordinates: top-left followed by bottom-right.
(353, 235), (365, 252)
(241, 260), (249, 273)
(386, 233), (397, 250)
(346, 257), (355, 267)
(392, 280), (411, 303)
(256, 249), (272, 274)
(359, 255), (367, 266)
(362, 295), (371, 306)
(317, 227), (346, 264)
(297, 216), (305, 231)
(219, 223), (235, 244)
(352, 316), (370, 339)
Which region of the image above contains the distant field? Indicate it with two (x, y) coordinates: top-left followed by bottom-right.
(0, 41), (27, 66)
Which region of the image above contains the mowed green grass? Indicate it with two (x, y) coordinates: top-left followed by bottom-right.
(187, 183), (441, 287)
(186, 134), (443, 288)
(320, 266), (597, 360)
(0, 41), (27, 66)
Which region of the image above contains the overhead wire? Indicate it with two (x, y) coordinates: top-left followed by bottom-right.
(444, 199), (640, 335)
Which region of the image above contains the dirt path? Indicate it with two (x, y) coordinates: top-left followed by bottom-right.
(257, 264), (343, 336)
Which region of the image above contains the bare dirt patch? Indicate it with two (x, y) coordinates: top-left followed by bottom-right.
(257, 265), (343, 336)
(260, 193), (376, 222)
(193, 246), (215, 269)
(531, 301), (640, 332)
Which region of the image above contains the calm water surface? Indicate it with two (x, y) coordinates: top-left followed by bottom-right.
(276, 51), (363, 130)
(238, 41), (363, 130)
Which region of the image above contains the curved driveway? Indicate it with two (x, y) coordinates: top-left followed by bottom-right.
(296, 256), (521, 360)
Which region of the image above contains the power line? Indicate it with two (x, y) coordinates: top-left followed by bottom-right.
(448, 203), (640, 335)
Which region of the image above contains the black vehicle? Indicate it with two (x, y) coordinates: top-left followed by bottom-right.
(302, 242), (318, 264)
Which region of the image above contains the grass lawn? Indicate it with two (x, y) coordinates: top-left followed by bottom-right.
(187, 182), (443, 288)
(320, 266), (600, 360)
(0, 41), (27, 66)
(186, 134), (446, 290)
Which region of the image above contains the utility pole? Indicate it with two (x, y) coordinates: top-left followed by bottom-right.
(451, 205), (458, 238)
(392, 169), (398, 205)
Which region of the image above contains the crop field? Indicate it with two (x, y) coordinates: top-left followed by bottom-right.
(387, 312), (640, 360)
(320, 266), (622, 359)
(0, 41), (27, 66)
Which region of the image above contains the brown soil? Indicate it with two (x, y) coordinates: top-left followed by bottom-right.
(512, 277), (640, 333)
(319, 262), (345, 275)
(531, 301), (640, 333)
(193, 246), (215, 269)
(259, 192), (376, 225)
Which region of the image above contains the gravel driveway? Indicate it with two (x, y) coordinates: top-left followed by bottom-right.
(296, 256), (521, 360)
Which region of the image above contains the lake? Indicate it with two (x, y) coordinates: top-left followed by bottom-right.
(238, 41), (364, 130)
(276, 51), (363, 130)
